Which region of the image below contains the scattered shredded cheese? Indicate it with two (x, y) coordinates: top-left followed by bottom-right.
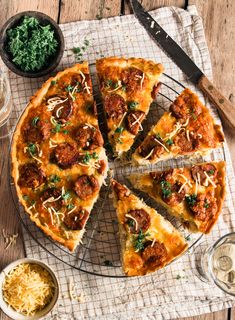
(125, 214), (138, 232)
(150, 21), (155, 28)
(178, 181), (188, 193)
(204, 171), (217, 187)
(151, 239), (156, 247)
(142, 148), (154, 160)
(68, 278), (85, 302)
(2, 263), (55, 316)
(84, 82), (91, 94)
(131, 113), (144, 131)
(197, 172), (201, 186)
(154, 138), (170, 153)
(49, 139), (58, 148)
(79, 70), (86, 83)
(56, 106), (64, 118)
(186, 130), (190, 141)
(67, 206), (77, 215)
(195, 178), (198, 195)
(43, 195), (61, 205)
(47, 96), (68, 112)
(140, 73), (145, 89)
(116, 112), (127, 129)
(2, 229), (18, 250)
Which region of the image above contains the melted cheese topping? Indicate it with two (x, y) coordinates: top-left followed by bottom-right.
(2, 263), (55, 316)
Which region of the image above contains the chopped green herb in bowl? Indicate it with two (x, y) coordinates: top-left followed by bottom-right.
(0, 11), (64, 77)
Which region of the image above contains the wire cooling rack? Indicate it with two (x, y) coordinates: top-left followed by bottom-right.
(9, 64), (226, 278)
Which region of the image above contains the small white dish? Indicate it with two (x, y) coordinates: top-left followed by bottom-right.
(0, 258), (59, 320)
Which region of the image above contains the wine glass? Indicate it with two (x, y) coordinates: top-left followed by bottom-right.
(193, 232), (235, 296)
(0, 72), (13, 139)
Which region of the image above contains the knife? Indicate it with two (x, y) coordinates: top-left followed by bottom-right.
(130, 0), (235, 130)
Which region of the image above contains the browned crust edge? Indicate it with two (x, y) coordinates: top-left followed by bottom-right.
(11, 62), (105, 252)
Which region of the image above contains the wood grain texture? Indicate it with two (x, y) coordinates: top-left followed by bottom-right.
(59, 0), (121, 22)
(189, 0), (235, 170)
(180, 309), (229, 320)
(0, 0), (59, 27)
(124, 0), (185, 14)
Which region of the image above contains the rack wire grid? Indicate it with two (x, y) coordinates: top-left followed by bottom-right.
(8, 63), (226, 278)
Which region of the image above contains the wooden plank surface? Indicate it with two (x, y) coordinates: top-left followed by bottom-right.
(0, 1), (234, 320)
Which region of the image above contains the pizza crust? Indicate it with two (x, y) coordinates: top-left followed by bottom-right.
(111, 179), (188, 276)
(11, 63), (108, 251)
(129, 161), (226, 234)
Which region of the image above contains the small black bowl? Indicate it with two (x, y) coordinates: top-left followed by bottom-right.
(0, 11), (64, 78)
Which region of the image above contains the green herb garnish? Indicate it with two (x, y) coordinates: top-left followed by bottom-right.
(63, 130), (69, 135)
(32, 116), (39, 127)
(185, 235), (191, 241)
(176, 274), (181, 280)
(166, 138), (173, 146)
(122, 85), (127, 92)
(128, 101), (139, 109)
(127, 219), (135, 227)
(49, 175), (61, 184)
(72, 39), (90, 61)
(155, 133), (161, 140)
(7, 16), (58, 72)
(62, 191), (71, 200)
(115, 127), (124, 133)
(133, 230), (150, 252)
(67, 203), (75, 210)
(51, 80), (57, 86)
(160, 180), (172, 198)
(104, 260), (113, 266)
(185, 194), (197, 206)
(27, 143), (37, 156)
(52, 123), (61, 133)
(23, 195), (29, 201)
(208, 169), (215, 175)
(82, 152), (99, 164)
(204, 199), (210, 209)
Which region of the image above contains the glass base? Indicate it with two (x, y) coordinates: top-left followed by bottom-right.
(191, 241), (212, 283)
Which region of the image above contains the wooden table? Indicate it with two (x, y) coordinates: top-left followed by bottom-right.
(0, 1), (234, 319)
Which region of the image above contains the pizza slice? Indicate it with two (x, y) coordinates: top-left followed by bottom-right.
(129, 161), (226, 234)
(11, 63), (108, 251)
(132, 88), (224, 165)
(111, 179), (188, 276)
(96, 57), (164, 157)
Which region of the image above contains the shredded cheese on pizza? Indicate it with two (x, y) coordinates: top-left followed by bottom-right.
(125, 214), (138, 231)
(79, 70), (86, 84)
(154, 138), (170, 153)
(2, 263), (55, 316)
(204, 171), (217, 187)
(47, 97), (68, 111)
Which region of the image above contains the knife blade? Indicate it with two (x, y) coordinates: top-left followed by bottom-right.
(130, 0), (235, 130)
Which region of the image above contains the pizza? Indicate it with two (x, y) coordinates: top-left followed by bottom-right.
(96, 57), (164, 157)
(132, 88), (224, 165)
(129, 161), (226, 234)
(11, 63), (108, 251)
(111, 179), (188, 276)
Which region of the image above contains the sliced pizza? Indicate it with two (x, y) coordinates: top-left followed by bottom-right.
(111, 179), (188, 276)
(11, 63), (108, 251)
(132, 88), (224, 165)
(129, 161), (226, 234)
(96, 57), (164, 157)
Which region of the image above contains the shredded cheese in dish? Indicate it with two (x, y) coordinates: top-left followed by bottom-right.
(2, 263), (55, 316)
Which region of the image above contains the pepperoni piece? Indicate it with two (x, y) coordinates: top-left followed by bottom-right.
(188, 193), (217, 221)
(111, 180), (129, 200)
(150, 169), (174, 183)
(52, 98), (73, 123)
(142, 241), (168, 268)
(126, 111), (145, 135)
(63, 208), (89, 230)
(24, 119), (51, 143)
(170, 94), (202, 120)
(175, 131), (199, 153)
(121, 67), (144, 92)
(75, 124), (104, 150)
(162, 182), (186, 206)
(97, 160), (106, 175)
(40, 188), (62, 210)
(139, 135), (164, 159)
(54, 143), (79, 168)
(191, 164), (217, 185)
(125, 209), (151, 233)
(104, 94), (127, 119)
(74, 175), (99, 200)
(18, 163), (46, 189)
